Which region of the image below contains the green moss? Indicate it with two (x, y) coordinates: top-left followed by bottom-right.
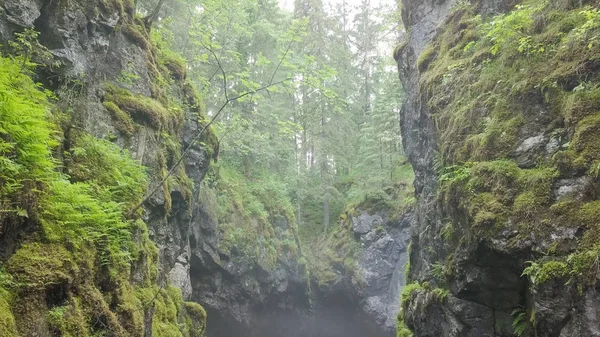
(417, 44), (437, 72)
(563, 86), (600, 123)
(103, 101), (136, 136)
(572, 112), (600, 162)
(393, 41), (408, 62)
(122, 20), (151, 50)
(469, 192), (507, 226)
(184, 302), (207, 337)
(104, 84), (176, 130)
(0, 35), (208, 337)
(553, 150), (588, 177)
(431, 287), (450, 300)
(422, 2), (600, 167)
(47, 299), (89, 337)
(6, 243), (76, 287)
(537, 261), (570, 284)
(401, 283), (423, 305)
(397, 314), (413, 337)
(100, 0), (121, 14)
(0, 288), (17, 337)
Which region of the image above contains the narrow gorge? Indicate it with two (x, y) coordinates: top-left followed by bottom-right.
(1, 0), (600, 337)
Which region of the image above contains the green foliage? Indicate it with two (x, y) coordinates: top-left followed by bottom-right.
(430, 262), (446, 285)
(66, 134), (148, 208)
(152, 29), (188, 81)
(184, 301), (207, 337)
(40, 180), (135, 264)
(0, 287), (17, 337)
(0, 55), (57, 219)
(431, 287), (450, 300)
(46, 301), (88, 337)
(481, 3), (542, 55)
(401, 283), (423, 304)
(0, 53), (204, 337)
(303, 211), (362, 288)
(511, 307), (527, 337)
(103, 101), (136, 136)
(396, 313), (413, 337)
(205, 163), (299, 271)
(440, 222), (455, 242)
(6, 28), (60, 70)
(423, 0), (600, 285)
(522, 260), (570, 287)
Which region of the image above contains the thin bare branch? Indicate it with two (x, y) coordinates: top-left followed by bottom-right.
(208, 47), (229, 101)
(127, 77), (292, 218)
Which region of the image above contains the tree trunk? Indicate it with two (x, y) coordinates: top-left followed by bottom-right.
(321, 116), (329, 235)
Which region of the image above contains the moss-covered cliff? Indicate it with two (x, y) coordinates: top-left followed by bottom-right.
(396, 0), (600, 336)
(0, 0), (215, 335)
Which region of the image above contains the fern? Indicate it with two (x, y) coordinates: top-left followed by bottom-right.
(0, 54), (57, 217)
(511, 307), (527, 337)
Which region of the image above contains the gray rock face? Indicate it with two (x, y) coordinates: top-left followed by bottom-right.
(315, 210), (411, 336)
(356, 212), (411, 333)
(555, 176), (590, 200)
(515, 134), (547, 167)
(354, 213), (384, 235)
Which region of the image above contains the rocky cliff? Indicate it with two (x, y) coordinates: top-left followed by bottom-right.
(308, 208), (412, 337)
(396, 0), (600, 336)
(0, 0), (216, 335)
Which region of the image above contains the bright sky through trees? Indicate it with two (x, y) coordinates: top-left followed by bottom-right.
(279, 0), (396, 12)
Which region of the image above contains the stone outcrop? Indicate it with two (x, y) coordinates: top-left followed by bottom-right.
(306, 209), (411, 337)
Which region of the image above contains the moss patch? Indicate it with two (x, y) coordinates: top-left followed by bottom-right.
(0, 53), (207, 337)
(104, 84), (177, 130)
(103, 101), (136, 136)
(0, 288), (17, 337)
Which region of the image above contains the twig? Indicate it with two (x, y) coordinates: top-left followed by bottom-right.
(208, 47), (229, 101)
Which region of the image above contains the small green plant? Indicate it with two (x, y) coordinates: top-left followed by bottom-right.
(511, 307), (527, 337)
(7, 28), (60, 71)
(397, 313), (414, 337)
(430, 262), (446, 284)
(482, 3), (543, 55)
(590, 160), (600, 177)
(572, 7), (600, 47)
(117, 69), (141, 86)
(440, 222), (454, 242)
(401, 283), (423, 304)
(431, 287), (450, 300)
